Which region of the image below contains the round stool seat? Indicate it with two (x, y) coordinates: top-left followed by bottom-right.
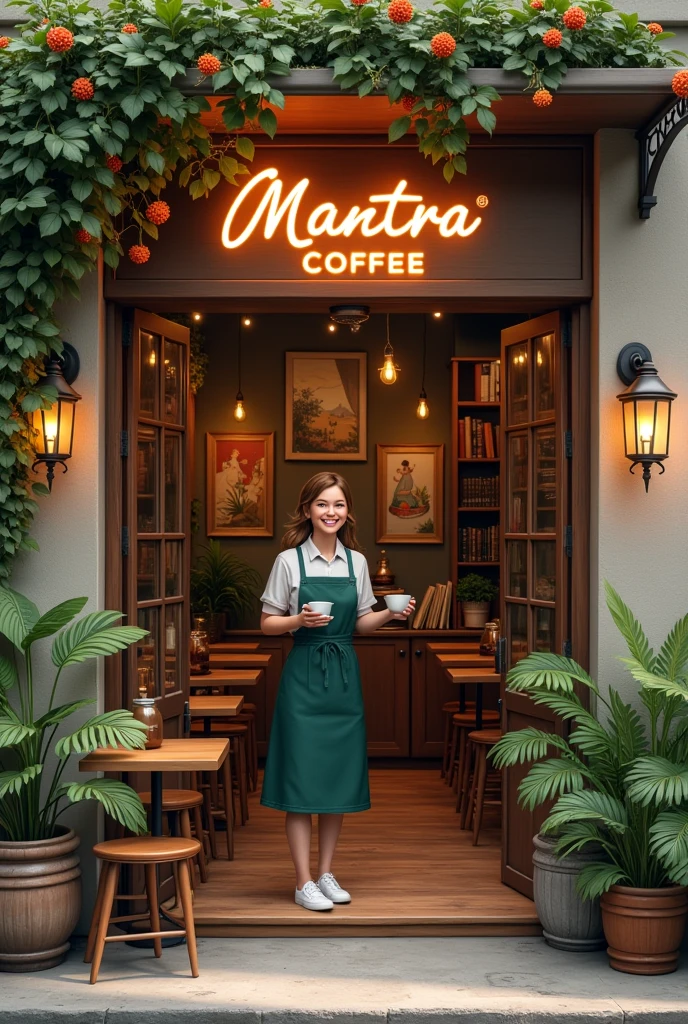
(138, 789), (203, 810)
(452, 710), (499, 726)
(242, 702), (256, 713)
(468, 728), (502, 745)
(443, 700), (476, 712)
(93, 836), (201, 864)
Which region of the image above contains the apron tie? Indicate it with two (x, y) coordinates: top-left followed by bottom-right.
(304, 639), (350, 691)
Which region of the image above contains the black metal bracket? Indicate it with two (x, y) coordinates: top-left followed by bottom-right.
(637, 96), (688, 219)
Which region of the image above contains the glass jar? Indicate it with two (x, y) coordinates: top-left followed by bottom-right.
(479, 621), (499, 657)
(190, 617), (210, 675)
(132, 697), (163, 749)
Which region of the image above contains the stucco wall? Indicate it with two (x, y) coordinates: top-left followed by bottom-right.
(11, 265), (105, 933)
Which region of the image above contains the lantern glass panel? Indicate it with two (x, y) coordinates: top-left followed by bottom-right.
(653, 400), (670, 456)
(634, 399), (658, 457)
(32, 400), (74, 458)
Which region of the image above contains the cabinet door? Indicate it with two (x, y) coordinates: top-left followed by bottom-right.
(355, 637), (409, 756)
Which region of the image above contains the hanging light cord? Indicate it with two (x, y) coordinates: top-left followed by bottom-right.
(237, 316), (242, 395)
(421, 315), (427, 393)
(384, 312), (393, 358)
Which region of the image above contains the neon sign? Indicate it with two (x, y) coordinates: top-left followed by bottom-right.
(220, 168), (484, 277)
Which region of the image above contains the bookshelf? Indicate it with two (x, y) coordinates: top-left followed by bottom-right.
(451, 356), (501, 628)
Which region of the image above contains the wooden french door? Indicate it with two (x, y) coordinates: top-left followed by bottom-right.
(122, 310), (192, 736)
(499, 311), (570, 898)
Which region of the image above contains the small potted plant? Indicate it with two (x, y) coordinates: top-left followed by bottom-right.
(0, 586), (149, 972)
(456, 573), (498, 628)
(191, 540), (262, 640)
(492, 582), (688, 974)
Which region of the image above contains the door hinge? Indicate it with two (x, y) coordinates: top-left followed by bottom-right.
(564, 524), (573, 557)
(121, 526), (130, 557)
(561, 316), (572, 349)
(563, 639), (572, 658)
(564, 431), (573, 459)
(120, 430), (129, 457)
(122, 318), (133, 348)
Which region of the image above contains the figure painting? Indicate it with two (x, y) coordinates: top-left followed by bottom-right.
(285, 352), (367, 460)
(206, 432), (274, 537)
(376, 444), (444, 544)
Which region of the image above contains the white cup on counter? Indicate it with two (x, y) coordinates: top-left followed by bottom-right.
(385, 594), (412, 613)
(307, 602), (333, 616)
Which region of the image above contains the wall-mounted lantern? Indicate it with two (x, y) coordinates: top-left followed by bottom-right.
(31, 343), (81, 492)
(616, 343), (677, 492)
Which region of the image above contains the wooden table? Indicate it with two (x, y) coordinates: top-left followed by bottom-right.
(210, 642), (260, 653)
(444, 667), (501, 731)
(188, 694), (244, 737)
(209, 653), (271, 670)
(189, 668), (263, 690)
(79, 738), (230, 838)
(434, 653), (496, 669)
(426, 642), (480, 654)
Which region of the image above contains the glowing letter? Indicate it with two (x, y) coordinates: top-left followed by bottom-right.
(303, 251), (322, 274)
(368, 181), (424, 236)
(350, 252), (366, 273)
(221, 168), (312, 250)
(439, 206), (482, 238)
(388, 253), (404, 274)
(324, 252), (347, 274)
(408, 252), (424, 274)
(368, 252), (385, 273)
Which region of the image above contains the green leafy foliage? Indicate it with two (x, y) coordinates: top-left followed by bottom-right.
(491, 584), (688, 899)
(0, 588), (147, 842)
(191, 540), (262, 625)
(455, 572), (498, 603)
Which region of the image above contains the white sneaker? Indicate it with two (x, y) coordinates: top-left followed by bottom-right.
(317, 872), (351, 904)
(295, 880), (334, 912)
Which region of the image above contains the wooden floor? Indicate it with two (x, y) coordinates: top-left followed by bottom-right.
(189, 768), (540, 937)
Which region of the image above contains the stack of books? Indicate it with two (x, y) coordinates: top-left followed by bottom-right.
(459, 526), (499, 563)
(459, 417), (499, 459)
(412, 581), (454, 630)
(460, 475), (500, 507)
(473, 361), (501, 403)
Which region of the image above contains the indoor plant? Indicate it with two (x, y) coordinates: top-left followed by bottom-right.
(492, 582), (688, 974)
(191, 540), (262, 639)
(455, 573), (498, 627)
(0, 586), (149, 972)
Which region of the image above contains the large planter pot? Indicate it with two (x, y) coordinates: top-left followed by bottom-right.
(532, 833), (606, 951)
(600, 885), (688, 975)
(0, 827), (81, 973)
(462, 601), (490, 628)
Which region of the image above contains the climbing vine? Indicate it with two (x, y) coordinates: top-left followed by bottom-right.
(0, 0), (685, 577)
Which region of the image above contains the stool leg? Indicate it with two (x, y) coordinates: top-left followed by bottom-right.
(89, 862), (119, 985)
(144, 863), (162, 959)
(447, 722), (459, 788)
(176, 859), (199, 979)
(441, 712), (451, 779)
(472, 747), (488, 846)
(179, 809), (195, 891)
(460, 742), (475, 829)
(455, 729), (467, 809)
(84, 862), (109, 964)
(466, 744), (479, 830)
(191, 801), (208, 883)
(248, 715), (258, 792)
(202, 784), (218, 859)
(221, 756), (235, 861)
(238, 737), (249, 824)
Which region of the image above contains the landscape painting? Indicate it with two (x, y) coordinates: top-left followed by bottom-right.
(206, 432), (274, 537)
(376, 444), (444, 544)
(285, 352), (367, 460)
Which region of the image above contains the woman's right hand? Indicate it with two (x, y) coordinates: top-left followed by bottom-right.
(299, 604), (333, 628)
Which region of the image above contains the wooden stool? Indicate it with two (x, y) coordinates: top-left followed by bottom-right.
(85, 836), (200, 984)
(464, 729), (502, 845)
(235, 702), (258, 792)
(447, 708), (498, 789)
(441, 700), (472, 780)
(191, 720), (249, 826)
(138, 789), (208, 884)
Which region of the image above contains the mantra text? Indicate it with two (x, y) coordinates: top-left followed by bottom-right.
(220, 168), (484, 277)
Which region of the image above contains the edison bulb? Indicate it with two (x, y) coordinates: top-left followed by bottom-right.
(242, 317), (252, 327)
(192, 312), (202, 322)
(148, 349), (156, 367)
(233, 398), (246, 421)
(380, 357), (397, 385)
(432, 311), (442, 319)
(327, 323), (336, 333)
(416, 394), (430, 419)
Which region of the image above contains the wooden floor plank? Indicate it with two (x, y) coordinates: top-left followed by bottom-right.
(190, 768), (539, 937)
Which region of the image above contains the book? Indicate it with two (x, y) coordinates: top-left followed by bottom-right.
(484, 421), (494, 459)
(428, 584), (446, 629)
(464, 416), (471, 457)
(474, 363), (482, 402)
(442, 580), (453, 629)
(458, 419), (465, 459)
(413, 585), (435, 629)
(480, 363), (490, 402)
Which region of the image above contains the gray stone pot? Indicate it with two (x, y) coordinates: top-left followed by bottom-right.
(533, 833), (606, 952)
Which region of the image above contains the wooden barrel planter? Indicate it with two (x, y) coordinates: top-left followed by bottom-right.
(0, 827), (81, 973)
(532, 833), (606, 951)
(600, 885), (688, 975)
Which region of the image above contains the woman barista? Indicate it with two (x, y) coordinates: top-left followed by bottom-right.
(260, 472), (415, 912)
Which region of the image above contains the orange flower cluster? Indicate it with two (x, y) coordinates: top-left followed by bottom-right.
(431, 31), (456, 58)
(46, 26), (74, 51)
(74, 229), (92, 244)
(128, 244), (151, 265)
(387, 0), (413, 24)
(106, 154), (123, 173)
(197, 53), (221, 75)
(672, 69), (688, 98)
(121, 23), (138, 33)
(145, 201), (171, 225)
(562, 6), (586, 29)
(71, 77), (94, 101)
(542, 27), (563, 47)
(533, 88), (553, 107)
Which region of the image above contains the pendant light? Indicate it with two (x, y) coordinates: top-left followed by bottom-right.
(233, 315), (247, 421)
(379, 314), (400, 385)
(416, 316), (430, 419)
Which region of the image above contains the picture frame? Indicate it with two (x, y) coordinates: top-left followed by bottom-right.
(285, 351), (367, 460)
(376, 444), (444, 544)
(206, 432), (274, 537)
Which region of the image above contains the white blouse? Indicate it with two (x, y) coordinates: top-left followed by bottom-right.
(261, 536), (376, 618)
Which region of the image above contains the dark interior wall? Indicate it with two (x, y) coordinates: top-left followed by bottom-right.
(192, 313), (456, 626)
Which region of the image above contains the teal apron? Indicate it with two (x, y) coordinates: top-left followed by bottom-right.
(260, 543), (371, 814)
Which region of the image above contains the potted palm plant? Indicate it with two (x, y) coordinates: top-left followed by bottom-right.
(456, 573), (498, 628)
(492, 582), (688, 975)
(191, 540), (262, 640)
(0, 586), (149, 973)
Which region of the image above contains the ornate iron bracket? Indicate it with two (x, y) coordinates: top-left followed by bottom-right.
(637, 96), (688, 219)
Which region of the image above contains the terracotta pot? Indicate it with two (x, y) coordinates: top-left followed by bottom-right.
(462, 601), (490, 628)
(0, 827), (81, 972)
(532, 833), (606, 951)
(600, 884), (688, 975)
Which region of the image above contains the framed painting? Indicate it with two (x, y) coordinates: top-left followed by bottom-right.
(206, 432), (274, 537)
(376, 444), (444, 544)
(285, 351), (367, 460)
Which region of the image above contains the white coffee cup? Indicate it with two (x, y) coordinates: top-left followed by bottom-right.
(385, 594), (412, 613)
(306, 601), (333, 616)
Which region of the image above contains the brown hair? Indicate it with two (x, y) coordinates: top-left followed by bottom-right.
(281, 472), (362, 552)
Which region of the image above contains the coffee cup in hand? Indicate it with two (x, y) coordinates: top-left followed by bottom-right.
(385, 594), (412, 613)
(307, 602), (333, 616)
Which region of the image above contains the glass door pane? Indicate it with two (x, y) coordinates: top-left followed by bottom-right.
(534, 333), (555, 420)
(507, 433), (528, 533)
(507, 342), (529, 425)
(534, 426), (556, 534)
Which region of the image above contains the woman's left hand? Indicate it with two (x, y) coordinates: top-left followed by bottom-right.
(391, 598), (416, 620)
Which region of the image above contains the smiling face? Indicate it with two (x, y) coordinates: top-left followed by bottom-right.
(308, 485), (348, 539)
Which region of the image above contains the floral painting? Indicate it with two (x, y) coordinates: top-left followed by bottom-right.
(206, 432), (274, 537)
(285, 352), (367, 460)
(376, 444), (444, 544)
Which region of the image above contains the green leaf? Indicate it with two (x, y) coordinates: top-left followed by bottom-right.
(52, 610), (147, 668)
(491, 726), (570, 768)
(0, 713), (36, 746)
(476, 106), (496, 135)
(39, 212), (63, 237)
(0, 586), (39, 649)
(517, 757), (586, 810)
(34, 698), (97, 730)
(58, 778), (148, 834)
(604, 580), (654, 670)
(543, 790), (628, 835)
(17, 266), (40, 289)
(388, 115), (411, 143)
(0, 764), (42, 799)
(650, 809), (688, 879)
(656, 613), (688, 681)
(71, 180), (93, 202)
(44, 135), (64, 159)
(235, 136), (255, 161)
(627, 756), (688, 807)
(258, 107), (278, 139)
(576, 862), (629, 900)
(22, 597), (88, 649)
(55, 709), (148, 757)
(0, 655), (17, 691)
(121, 94), (145, 121)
